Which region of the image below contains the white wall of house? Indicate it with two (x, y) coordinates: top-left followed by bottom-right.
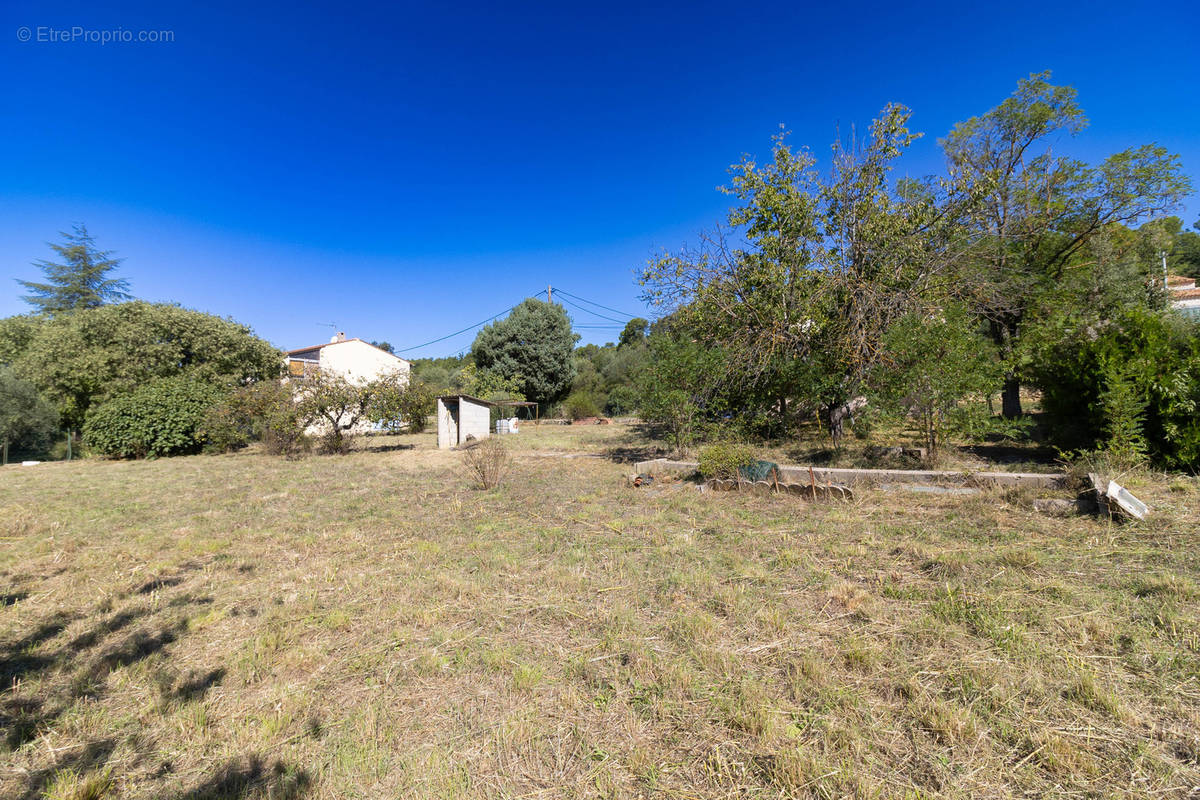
(318, 339), (410, 385)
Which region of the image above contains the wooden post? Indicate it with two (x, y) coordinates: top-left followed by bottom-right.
(2, 440), (7, 467)
(66, 430), (72, 461)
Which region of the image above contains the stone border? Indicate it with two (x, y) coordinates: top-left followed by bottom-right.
(632, 458), (1068, 489)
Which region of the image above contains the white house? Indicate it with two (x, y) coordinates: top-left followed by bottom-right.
(1168, 275), (1200, 320)
(286, 333), (411, 386)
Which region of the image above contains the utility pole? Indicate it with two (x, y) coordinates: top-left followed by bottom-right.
(547, 284), (552, 303)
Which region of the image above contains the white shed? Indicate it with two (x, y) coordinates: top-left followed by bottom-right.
(437, 395), (496, 449)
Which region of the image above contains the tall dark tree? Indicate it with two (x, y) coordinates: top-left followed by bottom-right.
(18, 225), (132, 315)
(618, 318), (649, 348)
(471, 298), (577, 406)
(943, 73), (1190, 416)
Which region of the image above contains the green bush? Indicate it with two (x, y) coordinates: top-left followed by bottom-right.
(870, 305), (1003, 454)
(84, 377), (226, 458)
(200, 380), (311, 457)
(1027, 307), (1200, 470)
(0, 367), (59, 458)
(697, 442), (758, 480)
(563, 391), (602, 420)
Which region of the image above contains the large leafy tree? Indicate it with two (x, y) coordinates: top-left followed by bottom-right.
(943, 72), (1190, 416)
(618, 318), (649, 348)
(641, 104), (965, 441)
(17, 225), (132, 315)
(2, 301), (282, 429)
(471, 298), (577, 406)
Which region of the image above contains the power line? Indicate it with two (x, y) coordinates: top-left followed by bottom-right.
(553, 288), (639, 319)
(396, 289), (546, 353)
(394, 286), (641, 358)
(558, 295), (629, 324)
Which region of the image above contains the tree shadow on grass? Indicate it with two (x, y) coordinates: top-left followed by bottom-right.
(0, 570), (226, 799)
(602, 424), (672, 464)
(0, 611), (76, 685)
(14, 737), (116, 800)
(168, 667), (226, 703)
(1, 610), (182, 751)
(957, 442), (1059, 466)
(782, 446), (836, 466)
(358, 440), (416, 453)
(177, 755), (311, 800)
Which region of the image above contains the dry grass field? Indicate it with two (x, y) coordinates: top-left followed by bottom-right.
(2, 424), (1199, 799)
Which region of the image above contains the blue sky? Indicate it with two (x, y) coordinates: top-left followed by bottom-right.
(2, 0), (1197, 357)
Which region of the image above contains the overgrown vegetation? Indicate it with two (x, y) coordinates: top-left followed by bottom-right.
(635, 72), (1196, 468)
(200, 371), (431, 457)
(1, 301), (282, 431)
(1029, 306), (1200, 469)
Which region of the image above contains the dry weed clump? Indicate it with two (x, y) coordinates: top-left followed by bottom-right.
(462, 436), (511, 489)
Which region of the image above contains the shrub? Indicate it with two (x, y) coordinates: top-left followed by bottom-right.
(870, 305), (1003, 454)
(1028, 307), (1200, 470)
(462, 437), (510, 489)
(83, 377), (225, 458)
(563, 391), (602, 420)
(199, 380), (311, 457)
(1097, 361), (1149, 469)
(698, 442), (758, 480)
